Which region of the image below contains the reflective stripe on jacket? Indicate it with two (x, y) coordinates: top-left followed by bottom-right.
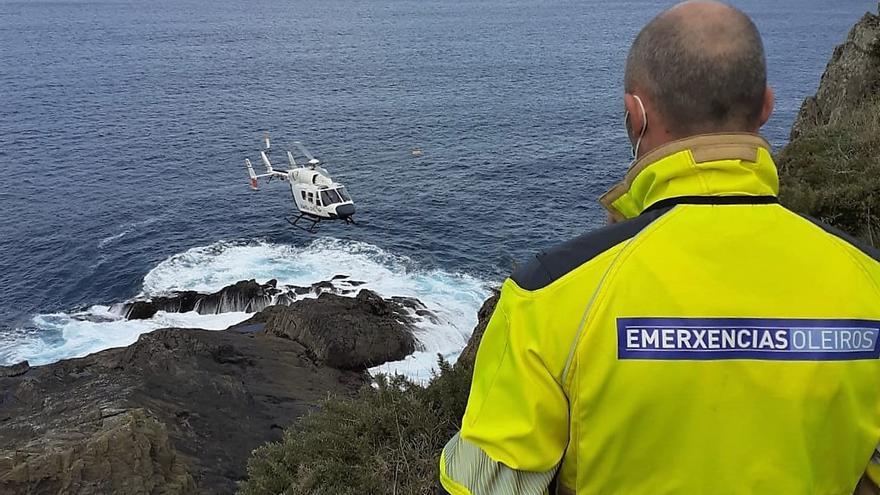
(440, 133), (880, 495)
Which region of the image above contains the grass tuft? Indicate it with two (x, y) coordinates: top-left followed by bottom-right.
(778, 98), (880, 248)
(238, 358), (473, 495)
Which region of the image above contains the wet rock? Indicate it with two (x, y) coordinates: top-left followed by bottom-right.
(390, 295), (427, 311)
(192, 279), (275, 314)
(415, 308), (441, 325)
(0, 361), (29, 378)
(151, 291), (203, 314)
(274, 293), (296, 306)
(255, 290), (417, 370)
(311, 280), (336, 294)
(120, 280), (280, 319)
(292, 286), (312, 296)
(124, 300), (159, 320)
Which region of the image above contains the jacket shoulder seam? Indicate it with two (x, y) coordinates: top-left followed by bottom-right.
(797, 214), (880, 263)
(561, 207), (684, 387)
(511, 208), (672, 291)
(794, 213), (880, 299)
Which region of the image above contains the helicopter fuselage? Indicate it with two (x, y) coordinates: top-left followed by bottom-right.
(289, 168), (355, 220)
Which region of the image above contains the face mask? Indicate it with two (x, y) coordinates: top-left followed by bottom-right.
(623, 95), (648, 161)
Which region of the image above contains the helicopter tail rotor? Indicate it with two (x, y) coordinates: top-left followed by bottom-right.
(245, 159), (259, 190)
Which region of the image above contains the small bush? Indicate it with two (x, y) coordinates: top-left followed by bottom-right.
(239, 358), (473, 495)
(778, 98), (880, 248)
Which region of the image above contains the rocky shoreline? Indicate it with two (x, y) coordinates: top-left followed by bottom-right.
(0, 284), (453, 494)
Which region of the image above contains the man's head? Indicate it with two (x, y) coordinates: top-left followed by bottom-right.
(623, 1), (774, 157)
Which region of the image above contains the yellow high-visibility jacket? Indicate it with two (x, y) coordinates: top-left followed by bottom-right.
(440, 134), (880, 495)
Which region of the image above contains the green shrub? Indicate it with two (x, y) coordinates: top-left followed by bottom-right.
(239, 358), (473, 495)
(777, 98), (880, 248)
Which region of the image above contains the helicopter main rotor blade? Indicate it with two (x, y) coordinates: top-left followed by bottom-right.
(287, 151), (298, 169)
(293, 141), (317, 163)
(263, 132), (271, 152)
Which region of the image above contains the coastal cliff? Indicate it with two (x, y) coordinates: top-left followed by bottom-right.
(790, 6), (880, 139)
(779, 4), (880, 247)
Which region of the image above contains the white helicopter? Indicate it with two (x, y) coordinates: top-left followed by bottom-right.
(244, 134), (356, 232)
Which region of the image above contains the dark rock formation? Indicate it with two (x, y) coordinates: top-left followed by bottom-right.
(791, 5), (880, 139)
(119, 280), (282, 319)
(311, 280), (336, 293)
(457, 290), (500, 369)
(115, 277), (421, 324)
(0, 288), (422, 494)
(248, 289), (417, 370)
(0, 361), (28, 377)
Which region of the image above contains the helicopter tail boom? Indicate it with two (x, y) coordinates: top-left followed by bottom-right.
(245, 158), (288, 190)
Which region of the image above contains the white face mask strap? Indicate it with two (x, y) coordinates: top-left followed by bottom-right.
(630, 95), (647, 160)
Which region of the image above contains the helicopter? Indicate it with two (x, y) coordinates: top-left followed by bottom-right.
(244, 134), (356, 232)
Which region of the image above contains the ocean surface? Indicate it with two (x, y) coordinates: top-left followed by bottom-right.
(0, 0), (874, 380)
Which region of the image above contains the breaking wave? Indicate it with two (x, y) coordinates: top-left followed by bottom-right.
(2, 238), (492, 382)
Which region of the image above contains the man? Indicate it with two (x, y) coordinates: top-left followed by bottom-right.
(439, 1), (880, 494)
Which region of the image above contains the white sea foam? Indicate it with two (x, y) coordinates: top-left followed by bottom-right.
(2, 307), (250, 367)
(7, 238), (492, 382)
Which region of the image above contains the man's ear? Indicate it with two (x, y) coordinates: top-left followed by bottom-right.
(624, 93), (646, 140)
(758, 86), (775, 128)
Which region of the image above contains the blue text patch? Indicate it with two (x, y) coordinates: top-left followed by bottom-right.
(617, 318), (880, 361)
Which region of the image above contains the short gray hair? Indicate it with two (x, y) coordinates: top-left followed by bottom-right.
(624, 2), (767, 136)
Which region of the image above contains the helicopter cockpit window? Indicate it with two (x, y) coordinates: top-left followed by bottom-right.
(322, 189), (342, 205)
(337, 188), (350, 202)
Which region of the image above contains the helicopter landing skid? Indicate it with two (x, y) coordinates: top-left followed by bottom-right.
(286, 213), (356, 234)
(287, 213), (321, 233)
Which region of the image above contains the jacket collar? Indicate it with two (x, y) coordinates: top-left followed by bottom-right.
(599, 133), (779, 221)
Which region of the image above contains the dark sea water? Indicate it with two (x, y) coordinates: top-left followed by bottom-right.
(0, 0), (875, 376)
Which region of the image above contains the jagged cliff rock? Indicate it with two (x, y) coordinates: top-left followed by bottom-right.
(0, 289), (422, 494)
(120, 279), (281, 319)
(116, 276), (372, 320)
(243, 290), (418, 370)
(779, 4), (880, 248)
(456, 290), (500, 369)
(791, 5), (880, 139)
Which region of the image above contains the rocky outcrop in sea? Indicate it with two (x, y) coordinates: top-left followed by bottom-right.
(0, 287), (435, 494)
(113, 275), (375, 320)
